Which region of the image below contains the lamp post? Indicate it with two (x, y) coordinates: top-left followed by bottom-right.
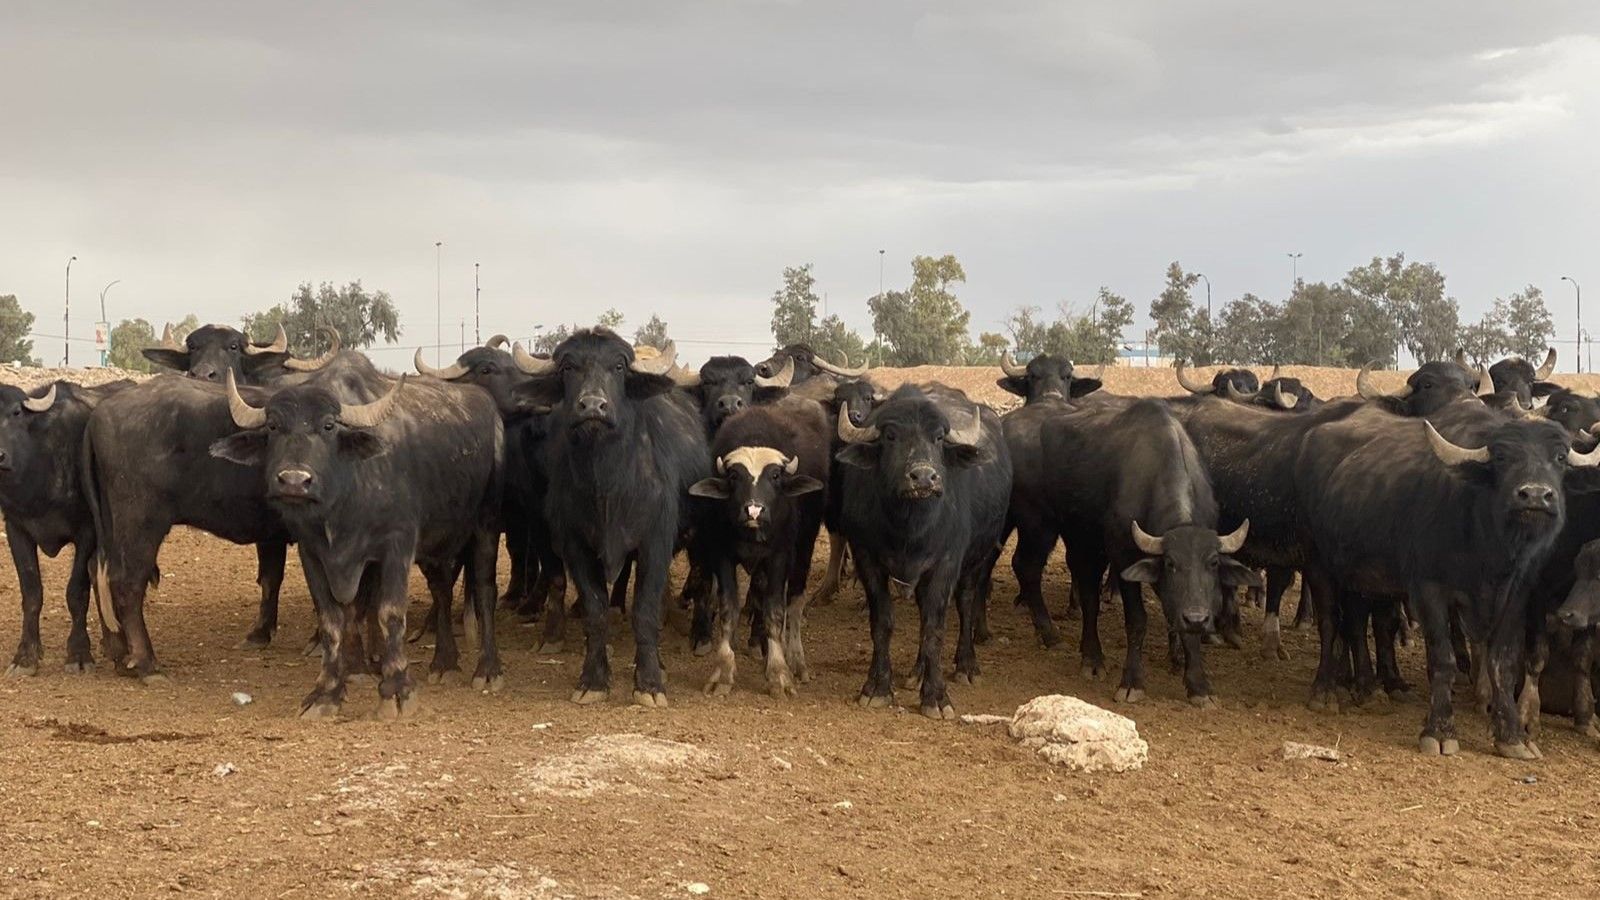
(1196, 272), (1211, 319)
(64, 256), (76, 366)
(474, 262), (480, 346)
(876, 249), (886, 365)
(99, 279), (120, 366)
(434, 241), (443, 365)
(1563, 276), (1582, 373)
(1286, 252), (1302, 295)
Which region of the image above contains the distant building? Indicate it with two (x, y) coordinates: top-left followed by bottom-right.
(1116, 343), (1173, 368)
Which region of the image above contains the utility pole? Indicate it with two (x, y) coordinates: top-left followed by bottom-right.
(64, 256), (76, 366)
(99, 279), (120, 366)
(1196, 272), (1211, 319)
(434, 241), (443, 365)
(1564, 276), (1582, 373)
(876, 249), (885, 365)
(474, 262), (481, 346)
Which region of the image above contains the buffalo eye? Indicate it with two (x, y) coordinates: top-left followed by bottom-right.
(8, 406), (19, 417)
(479, 364), (493, 375)
(229, 342), (240, 351)
(613, 361), (625, 373)
(323, 421), (336, 432)
(266, 421), (278, 432)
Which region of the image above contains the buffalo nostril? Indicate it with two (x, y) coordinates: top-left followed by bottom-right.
(277, 470), (312, 487)
(1183, 613), (1211, 627)
(1518, 484), (1556, 505)
(577, 396), (609, 416)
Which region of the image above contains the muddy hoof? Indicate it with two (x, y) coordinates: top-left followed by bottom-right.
(1188, 694), (1218, 709)
(952, 671), (979, 686)
(1495, 741), (1542, 761)
(1261, 641), (1290, 662)
(570, 688), (608, 705)
(691, 641), (713, 658)
(1306, 690), (1342, 713)
(1221, 631), (1244, 651)
(897, 673), (923, 691)
(856, 692), (892, 709)
(703, 680), (733, 697)
(1387, 687), (1415, 703)
(536, 641), (564, 655)
(921, 703), (957, 720)
(4, 662), (38, 678)
(62, 661), (92, 676)
(426, 669), (459, 685)
(374, 695), (420, 721)
(1418, 735), (1460, 756)
(1113, 686), (1145, 704)
(631, 690), (669, 709)
(235, 634), (272, 651)
(1080, 662), (1105, 680)
(1037, 625), (1062, 649)
(300, 701), (341, 721)
(301, 637), (321, 658)
(471, 674), (505, 693)
(1582, 720), (1600, 740)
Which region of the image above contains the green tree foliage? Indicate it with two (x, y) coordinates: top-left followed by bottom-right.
(0, 295), (38, 366)
(1496, 285), (1554, 360)
(243, 281), (400, 354)
(1341, 253), (1452, 362)
(967, 332), (1010, 365)
(634, 313), (670, 350)
(530, 308), (630, 355)
(810, 314), (869, 367)
(1149, 262), (1200, 363)
(107, 318), (157, 372)
(869, 254), (972, 365)
(770, 264), (821, 347)
(1006, 287), (1133, 366)
(596, 308), (625, 331)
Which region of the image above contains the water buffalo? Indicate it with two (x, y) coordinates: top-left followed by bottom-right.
(142, 323), (338, 384)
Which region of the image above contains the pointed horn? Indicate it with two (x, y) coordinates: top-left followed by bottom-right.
(1569, 441), (1600, 467)
(22, 383), (56, 413)
(945, 403), (984, 447)
(338, 376), (405, 429)
(244, 323), (289, 355)
(1425, 421), (1490, 467)
(225, 371), (266, 430)
(666, 364), (702, 387)
(1131, 521), (1164, 556)
(160, 323), (182, 350)
(511, 342), (556, 375)
(1535, 347), (1558, 380)
(1476, 365), (1495, 397)
(1454, 348), (1470, 371)
(753, 355), (794, 389)
(414, 346), (470, 380)
(1000, 351), (1027, 378)
(1223, 380), (1258, 402)
(628, 340), (676, 375)
(1356, 363), (1383, 400)
(837, 404), (879, 443)
(282, 328), (341, 372)
(1175, 361), (1211, 394)
(813, 353), (868, 378)
(485, 334), (510, 350)
(1217, 519), (1250, 555)
(1271, 381), (1297, 410)
(1269, 364), (1282, 381)
(783, 455), (799, 475)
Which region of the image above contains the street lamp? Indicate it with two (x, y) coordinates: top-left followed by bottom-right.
(1286, 252), (1302, 296)
(64, 256), (76, 366)
(1563, 276), (1581, 373)
(876, 249), (886, 365)
(474, 262), (480, 346)
(434, 241), (443, 365)
(99, 279), (121, 366)
(1195, 272), (1211, 319)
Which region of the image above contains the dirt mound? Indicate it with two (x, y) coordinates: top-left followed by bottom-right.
(0, 365), (150, 390)
(518, 733), (717, 798)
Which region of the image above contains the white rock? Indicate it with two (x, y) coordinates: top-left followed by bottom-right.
(684, 882), (711, 895)
(231, 692), (253, 706)
(959, 713), (1012, 726)
(1282, 741), (1340, 762)
(212, 762), (238, 778)
(1008, 695), (1148, 773)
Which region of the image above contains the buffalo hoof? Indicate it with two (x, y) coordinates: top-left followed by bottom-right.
(1306, 690), (1342, 713)
(692, 641), (713, 658)
(898, 672), (923, 692)
(1080, 662), (1105, 680)
(301, 636), (321, 658)
(140, 672), (170, 686)
(631, 690), (669, 709)
(235, 633), (272, 651)
(741, 642), (763, 660)
(1261, 638), (1290, 661)
(374, 694), (420, 721)
(300, 701), (341, 721)
(952, 671), (979, 686)
(1386, 687), (1415, 703)
(768, 678), (798, 700)
(425, 669), (459, 686)
(536, 641), (564, 655)
(1494, 741), (1542, 761)
(471, 674), (505, 693)
(856, 692), (893, 709)
(1113, 686), (1145, 704)
(1417, 735), (1460, 756)
(3, 662), (38, 678)
(703, 680), (733, 697)
(62, 661), (92, 676)
(1202, 633), (1223, 646)
(1036, 623), (1062, 649)
(921, 703), (957, 720)
(1580, 720), (1600, 740)
(1188, 694), (1218, 709)
(1221, 630), (1244, 651)
(570, 688), (608, 705)
(974, 625), (992, 646)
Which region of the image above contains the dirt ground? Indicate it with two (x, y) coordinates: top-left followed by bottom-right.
(3, 362), (1600, 899)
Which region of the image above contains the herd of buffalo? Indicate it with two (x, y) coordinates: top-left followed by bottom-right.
(4, 323), (1600, 760)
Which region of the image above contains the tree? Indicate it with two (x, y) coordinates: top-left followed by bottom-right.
(770, 264), (821, 347)
(107, 318), (158, 372)
(1215, 294), (1279, 364)
(243, 281), (400, 354)
(1342, 253), (1450, 362)
(634, 313), (670, 350)
(968, 332), (1010, 365)
(1006, 288), (1132, 366)
(1458, 314), (1509, 366)
(1150, 262), (1200, 363)
(0, 295), (38, 366)
(810, 314), (868, 367)
(1092, 287), (1135, 365)
(597, 308), (625, 331)
(869, 254), (972, 365)
(530, 309), (633, 355)
(170, 313), (201, 344)
(1493, 285), (1554, 360)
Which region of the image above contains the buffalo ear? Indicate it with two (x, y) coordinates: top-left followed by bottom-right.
(1069, 378), (1103, 398)
(142, 348), (190, 373)
(337, 429), (387, 460)
(782, 474), (824, 497)
(754, 386), (789, 404)
(688, 477), (731, 500)
(1564, 468), (1600, 495)
(996, 377), (1027, 397)
(835, 443), (879, 470)
(1219, 558), (1264, 589)
(1120, 558), (1160, 584)
(241, 351), (290, 375)
(511, 376), (565, 409)
(625, 372), (676, 400)
(209, 431), (267, 466)
(1531, 382), (1563, 398)
(944, 443), (993, 468)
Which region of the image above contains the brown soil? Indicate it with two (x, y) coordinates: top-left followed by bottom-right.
(1, 364), (1598, 899)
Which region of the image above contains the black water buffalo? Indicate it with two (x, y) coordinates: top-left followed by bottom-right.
(213, 371), (503, 718)
(0, 380), (132, 676)
(1489, 348), (1559, 406)
(1042, 399), (1260, 704)
(996, 352), (1104, 405)
(690, 395), (830, 697)
(835, 383), (1012, 718)
(808, 377), (887, 608)
(509, 330), (711, 707)
(674, 355), (797, 435)
(142, 323), (339, 384)
(1174, 363), (1263, 401)
(1297, 403), (1600, 758)
(1353, 359), (1494, 416)
(754, 344), (866, 385)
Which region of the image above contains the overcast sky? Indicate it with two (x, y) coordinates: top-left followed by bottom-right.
(4, 1), (1599, 366)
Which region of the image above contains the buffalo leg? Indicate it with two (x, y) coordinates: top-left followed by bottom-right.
(1414, 584), (1460, 755)
(762, 552), (800, 698)
(1573, 629), (1598, 739)
(1011, 525), (1062, 648)
(811, 531), (847, 607)
(1113, 577), (1148, 703)
(1344, 592), (1378, 706)
(912, 564), (959, 719)
(1449, 610), (1472, 685)
(951, 556), (984, 686)
(241, 541), (288, 649)
(62, 529), (96, 673)
(373, 555), (418, 720)
(566, 547), (610, 702)
(629, 535), (673, 707)
(500, 510), (530, 610)
(1372, 598), (1411, 699)
(702, 557), (740, 696)
(1260, 566), (1295, 661)
(1486, 599), (1537, 759)
(298, 552), (348, 719)
(1179, 630), (1213, 706)
(1290, 574), (1314, 630)
(1304, 565), (1345, 712)
(420, 561), (462, 682)
(853, 551), (896, 707)
(468, 526), (503, 692)
(1067, 548), (1108, 678)
(5, 522), (43, 676)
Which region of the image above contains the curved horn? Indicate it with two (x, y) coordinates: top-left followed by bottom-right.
(1223, 380), (1258, 402)
(945, 404), (984, 447)
(243, 323), (288, 356)
(1454, 348), (1470, 370)
(1535, 347), (1558, 380)
(511, 342), (557, 375)
(22, 383), (56, 413)
(667, 364), (702, 388)
(224, 371), (267, 430)
(629, 340), (676, 375)
(160, 323), (182, 349)
(1570, 442), (1600, 467)
(1271, 381), (1297, 410)
(1425, 421), (1490, 466)
(1268, 364), (1282, 382)
(1356, 363), (1383, 400)
(1000, 351), (1028, 378)
(1175, 361), (1211, 395)
(782, 455), (799, 475)
(753, 355), (794, 389)
(1217, 519), (1250, 555)
(837, 404), (880, 443)
(338, 376), (405, 429)
(485, 334), (510, 351)
(1476, 365), (1495, 397)
(813, 353), (868, 378)
(281, 328), (341, 372)
(414, 346), (470, 380)
(1131, 521), (1164, 556)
